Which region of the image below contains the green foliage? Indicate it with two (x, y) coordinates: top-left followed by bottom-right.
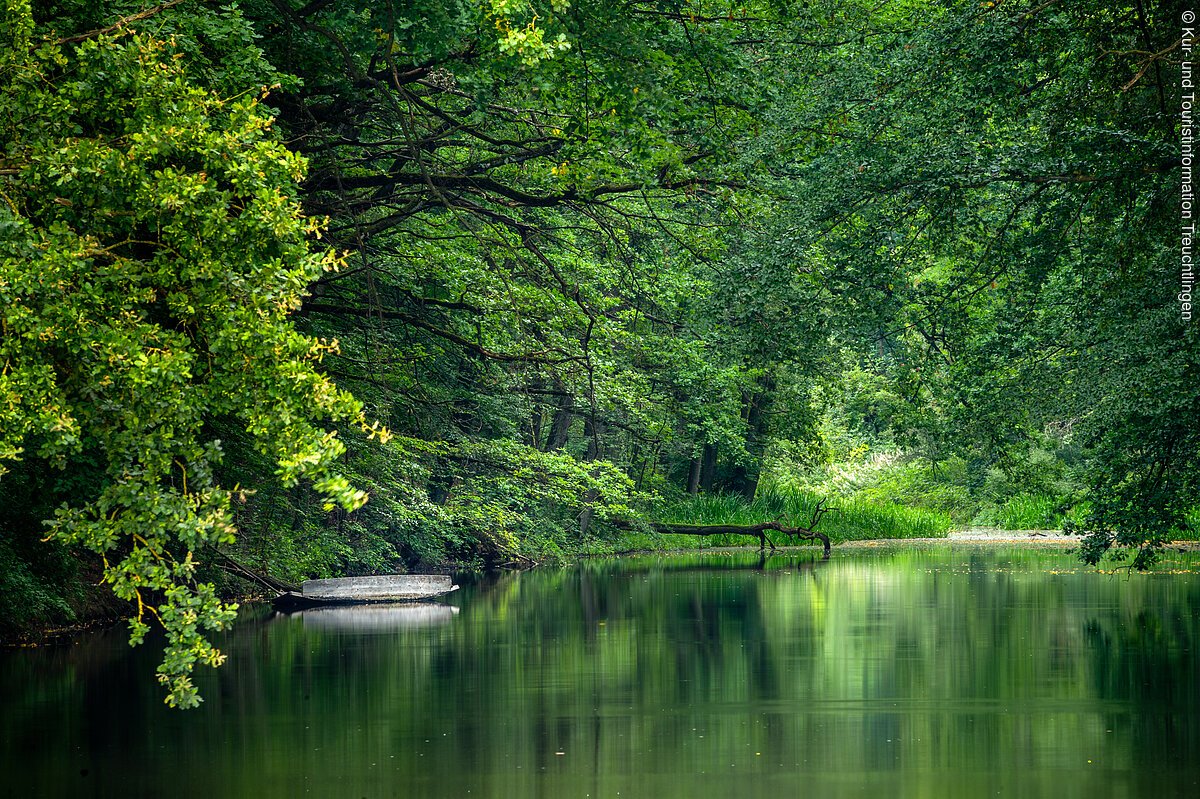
(0, 1), (384, 706)
(218, 0), (812, 566)
(757, 0), (1192, 564)
(486, 0), (572, 65)
(1, 0), (1194, 712)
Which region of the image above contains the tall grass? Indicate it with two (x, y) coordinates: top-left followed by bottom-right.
(996, 493), (1063, 530)
(1172, 507), (1200, 541)
(779, 453), (978, 523)
(653, 484), (952, 545)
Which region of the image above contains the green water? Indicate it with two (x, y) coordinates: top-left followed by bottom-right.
(3, 546), (1200, 798)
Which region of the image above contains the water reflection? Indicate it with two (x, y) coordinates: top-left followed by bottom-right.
(2, 546), (1199, 798)
(283, 603), (460, 632)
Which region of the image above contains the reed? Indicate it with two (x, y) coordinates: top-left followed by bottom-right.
(653, 484), (953, 545)
(996, 493), (1063, 530)
(1177, 507), (1200, 541)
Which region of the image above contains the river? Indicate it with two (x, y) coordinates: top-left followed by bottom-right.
(3, 545), (1199, 797)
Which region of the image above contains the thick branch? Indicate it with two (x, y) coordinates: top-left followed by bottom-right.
(55, 0), (191, 45)
(613, 519), (831, 557)
(306, 171), (742, 207)
(302, 302), (579, 364)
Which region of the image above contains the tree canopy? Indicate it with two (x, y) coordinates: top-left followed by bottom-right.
(0, 0), (1192, 705)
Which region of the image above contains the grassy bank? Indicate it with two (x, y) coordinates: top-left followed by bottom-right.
(595, 484), (953, 554)
(591, 446), (1200, 556)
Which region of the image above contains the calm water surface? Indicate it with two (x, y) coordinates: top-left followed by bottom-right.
(3, 545), (1200, 798)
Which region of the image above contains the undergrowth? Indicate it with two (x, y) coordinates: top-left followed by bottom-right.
(598, 484), (952, 553)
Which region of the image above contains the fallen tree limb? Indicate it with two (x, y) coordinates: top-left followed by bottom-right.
(55, 0), (192, 45)
(612, 519), (831, 558)
(211, 550), (300, 594)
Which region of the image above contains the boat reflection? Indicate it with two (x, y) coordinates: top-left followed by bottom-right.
(280, 603), (460, 632)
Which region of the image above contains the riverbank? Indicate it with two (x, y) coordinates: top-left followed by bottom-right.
(10, 524), (1198, 648)
(943, 526), (1081, 543)
(590, 524), (1200, 558)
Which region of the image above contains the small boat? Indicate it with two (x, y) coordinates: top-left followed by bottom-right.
(274, 574), (458, 609)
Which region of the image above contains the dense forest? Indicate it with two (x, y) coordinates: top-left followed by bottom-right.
(1, 0), (1194, 705)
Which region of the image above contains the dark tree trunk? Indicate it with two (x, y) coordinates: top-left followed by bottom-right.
(728, 375), (775, 499)
(699, 442), (718, 492)
(729, 462), (755, 500)
(584, 417), (602, 461)
(687, 456), (701, 494)
(527, 411), (542, 449)
(578, 417), (604, 536)
(524, 379), (544, 449)
(527, 410), (542, 450)
(427, 471), (457, 506)
(546, 389), (574, 451)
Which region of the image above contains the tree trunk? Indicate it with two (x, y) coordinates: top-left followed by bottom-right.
(578, 417), (604, 536)
(699, 442), (718, 492)
(525, 378), (544, 449)
(729, 375), (775, 499)
(546, 389), (573, 451)
(687, 456), (701, 494)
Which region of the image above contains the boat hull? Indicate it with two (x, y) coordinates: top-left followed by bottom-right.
(273, 574), (458, 609)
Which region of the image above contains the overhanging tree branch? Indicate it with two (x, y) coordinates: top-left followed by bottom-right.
(54, 0), (191, 45)
(302, 302), (582, 365)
